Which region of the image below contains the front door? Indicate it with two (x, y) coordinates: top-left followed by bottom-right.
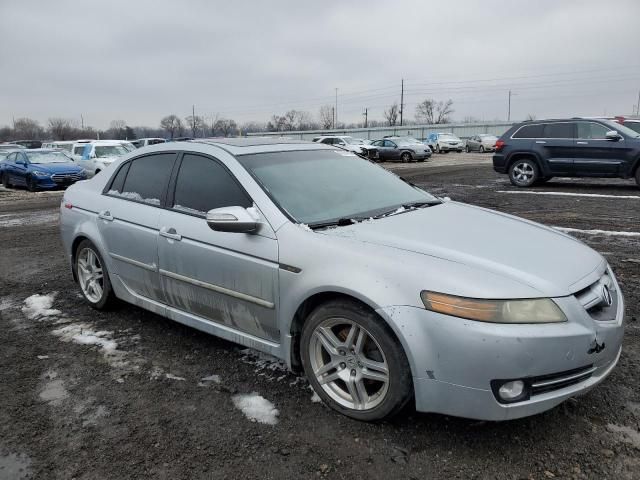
(97, 152), (177, 302)
(573, 121), (631, 176)
(157, 153), (280, 341)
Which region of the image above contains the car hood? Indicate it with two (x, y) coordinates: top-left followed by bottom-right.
(320, 201), (604, 297)
(30, 162), (82, 173)
(95, 156), (121, 164)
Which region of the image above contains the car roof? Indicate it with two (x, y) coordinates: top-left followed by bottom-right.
(152, 137), (334, 156)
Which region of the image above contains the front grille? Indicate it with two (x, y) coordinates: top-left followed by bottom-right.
(530, 365), (595, 396)
(51, 173), (82, 183)
(574, 272), (617, 321)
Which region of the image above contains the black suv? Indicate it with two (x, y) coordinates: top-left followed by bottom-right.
(493, 118), (640, 187)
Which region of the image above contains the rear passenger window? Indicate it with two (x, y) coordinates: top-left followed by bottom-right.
(512, 124), (544, 138)
(172, 154), (251, 215)
(110, 153), (175, 206)
(108, 163), (131, 193)
(543, 123), (574, 139)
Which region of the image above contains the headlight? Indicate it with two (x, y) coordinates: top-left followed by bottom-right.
(420, 291), (567, 323)
(32, 170), (50, 177)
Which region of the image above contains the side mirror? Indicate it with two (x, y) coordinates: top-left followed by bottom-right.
(206, 206), (259, 233)
(605, 130), (622, 141)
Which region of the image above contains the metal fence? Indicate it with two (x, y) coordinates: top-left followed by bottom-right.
(246, 121), (516, 141)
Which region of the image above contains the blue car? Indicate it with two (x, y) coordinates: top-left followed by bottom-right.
(0, 149), (86, 191)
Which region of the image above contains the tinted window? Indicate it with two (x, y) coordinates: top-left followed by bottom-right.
(623, 121), (640, 134)
(172, 154), (251, 215)
(320, 138), (333, 145)
(108, 162), (131, 193)
(114, 153), (175, 206)
(383, 140), (396, 147)
(512, 124), (544, 138)
(577, 122), (609, 139)
(543, 123), (575, 139)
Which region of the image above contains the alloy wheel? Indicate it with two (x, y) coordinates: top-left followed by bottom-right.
(479, 145), (485, 153)
(512, 161), (535, 185)
(309, 318), (390, 411)
(77, 247), (105, 303)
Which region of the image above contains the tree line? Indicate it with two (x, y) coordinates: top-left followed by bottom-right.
(0, 98), (455, 142)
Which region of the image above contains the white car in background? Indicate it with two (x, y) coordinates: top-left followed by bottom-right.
(75, 140), (131, 177)
(312, 135), (378, 159)
(131, 138), (166, 148)
(426, 132), (464, 153)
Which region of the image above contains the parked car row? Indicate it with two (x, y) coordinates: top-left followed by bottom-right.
(0, 149), (86, 191)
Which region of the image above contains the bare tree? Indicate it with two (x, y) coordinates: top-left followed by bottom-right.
(415, 98), (454, 124)
(319, 105), (334, 130)
(435, 99), (454, 124)
(383, 103), (399, 126)
(48, 118), (75, 140)
(525, 113), (536, 121)
(160, 115), (183, 139)
(213, 118), (238, 137)
(13, 118), (43, 139)
(267, 115), (286, 132)
(282, 110), (299, 131)
(185, 115), (205, 137)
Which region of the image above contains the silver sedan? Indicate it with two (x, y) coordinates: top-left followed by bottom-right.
(466, 134), (499, 153)
(59, 139), (624, 421)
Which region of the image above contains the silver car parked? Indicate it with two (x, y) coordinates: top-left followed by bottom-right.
(60, 138), (624, 421)
(465, 134), (499, 153)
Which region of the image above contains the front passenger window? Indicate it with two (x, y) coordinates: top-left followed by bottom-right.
(172, 154), (251, 215)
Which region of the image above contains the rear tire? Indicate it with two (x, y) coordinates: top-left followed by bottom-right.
(74, 239), (116, 310)
(435, 144), (441, 154)
(465, 145), (470, 153)
(1, 173), (11, 188)
(301, 299), (413, 422)
(509, 158), (539, 187)
(635, 168), (640, 188)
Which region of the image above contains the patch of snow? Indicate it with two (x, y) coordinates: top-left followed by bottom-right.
(298, 223), (313, 232)
(240, 348), (288, 374)
(232, 393), (279, 425)
(22, 293), (61, 319)
(607, 423), (640, 449)
(165, 373), (186, 381)
(37, 355), (49, 360)
(393, 206), (406, 214)
(52, 324), (117, 352)
(107, 190), (160, 206)
(198, 374), (221, 387)
(174, 204), (205, 216)
(39, 379), (69, 406)
(0, 211), (59, 228)
(554, 226), (640, 238)
(498, 190), (640, 200)
(310, 387), (322, 403)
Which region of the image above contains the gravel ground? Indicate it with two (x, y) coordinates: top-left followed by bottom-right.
(1, 153), (639, 479)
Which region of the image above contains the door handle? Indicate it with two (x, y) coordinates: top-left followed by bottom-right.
(98, 210), (114, 221)
(576, 141), (589, 145)
(160, 227), (182, 241)
(535, 140), (547, 144)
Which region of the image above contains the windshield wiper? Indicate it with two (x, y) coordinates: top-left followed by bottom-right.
(372, 201), (440, 219)
(307, 216), (370, 230)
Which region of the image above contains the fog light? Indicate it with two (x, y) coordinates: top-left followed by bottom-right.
(498, 380), (525, 400)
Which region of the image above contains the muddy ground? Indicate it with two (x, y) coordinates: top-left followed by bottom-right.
(1, 153), (639, 479)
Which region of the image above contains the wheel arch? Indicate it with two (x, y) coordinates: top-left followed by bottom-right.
(287, 290), (410, 375)
(506, 151), (546, 175)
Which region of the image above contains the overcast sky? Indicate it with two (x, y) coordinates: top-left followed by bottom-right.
(1, 0), (639, 130)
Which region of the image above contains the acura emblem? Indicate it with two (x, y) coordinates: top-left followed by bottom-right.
(602, 285), (613, 307)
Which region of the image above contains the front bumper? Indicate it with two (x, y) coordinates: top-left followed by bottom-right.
(35, 174), (84, 189)
(439, 144), (463, 151)
(377, 284), (624, 421)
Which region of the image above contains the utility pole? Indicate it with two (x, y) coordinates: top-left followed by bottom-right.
(362, 108), (368, 128)
(400, 78), (404, 126)
(192, 104), (196, 137)
(508, 90), (512, 122)
(335, 88), (338, 129)
(81, 114), (84, 130)
(332, 107), (335, 129)
(636, 89), (640, 116)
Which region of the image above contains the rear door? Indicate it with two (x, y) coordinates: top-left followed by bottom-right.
(539, 122), (576, 175)
(573, 121), (630, 176)
(97, 152), (177, 302)
(157, 153), (280, 341)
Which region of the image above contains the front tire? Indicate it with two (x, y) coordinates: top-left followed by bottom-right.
(465, 145), (470, 153)
(479, 145), (485, 153)
(301, 299), (412, 421)
(400, 152), (412, 163)
(75, 240), (116, 310)
(435, 144), (441, 154)
(509, 158), (539, 187)
(26, 176), (37, 192)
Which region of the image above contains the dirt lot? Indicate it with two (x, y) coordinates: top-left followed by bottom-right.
(1, 153), (639, 479)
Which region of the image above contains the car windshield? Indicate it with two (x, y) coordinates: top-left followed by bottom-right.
(95, 145), (129, 157)
(343, 137), (365, 145)
(601, 120), (640, 138)
(479, 135), (498, 140)
(238, 149), (438, 225)
(440, 134), (458, 139)
(25, 151), (71, 164)
(120, 143), (136, 152)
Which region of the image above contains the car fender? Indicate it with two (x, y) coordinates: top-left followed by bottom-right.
(506, 150), (550, 176)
